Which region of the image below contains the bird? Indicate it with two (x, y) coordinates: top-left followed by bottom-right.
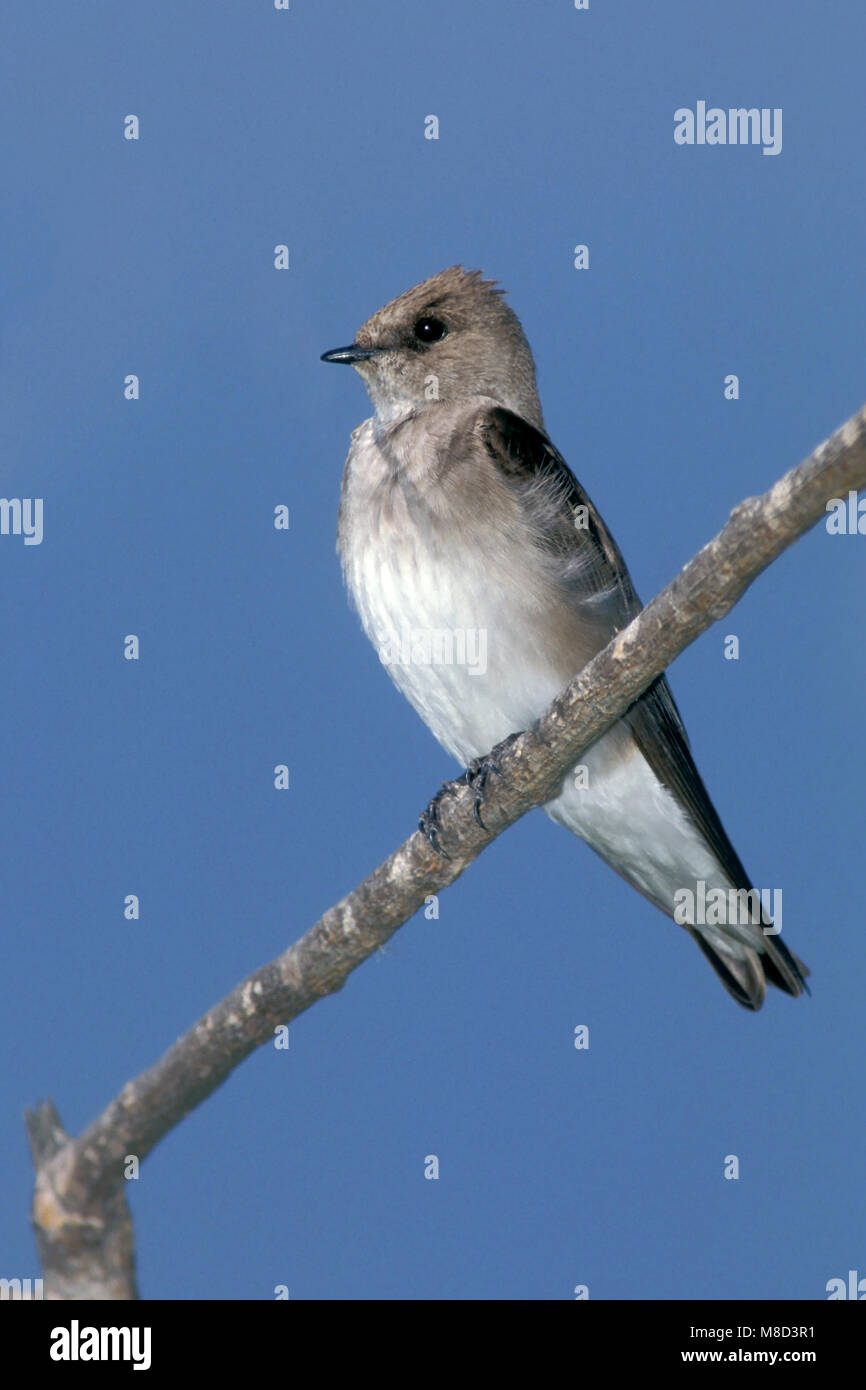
(321, 266), (808, 1009)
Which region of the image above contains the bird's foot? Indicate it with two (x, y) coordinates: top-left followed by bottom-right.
(418, 782), (457, 858)
(462, 732), (521, 831)
(419, 733), (521, 853)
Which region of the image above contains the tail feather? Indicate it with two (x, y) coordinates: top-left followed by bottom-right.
(688, 923), (810, 1011)
(687, 928), (766, 1010)
(761, 934), (811, 996)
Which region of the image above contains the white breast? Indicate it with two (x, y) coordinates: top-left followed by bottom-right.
(338, 420), (571, 764)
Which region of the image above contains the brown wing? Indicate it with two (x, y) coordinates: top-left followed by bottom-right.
(479, 406), (807, 1004)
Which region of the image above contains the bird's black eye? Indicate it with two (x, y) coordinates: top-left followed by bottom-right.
(413, 316), (447, 345)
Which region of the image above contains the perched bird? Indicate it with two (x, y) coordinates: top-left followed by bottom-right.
(322, 266), (808, 1009)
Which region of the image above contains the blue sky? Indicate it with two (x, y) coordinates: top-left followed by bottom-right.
(2, 2), (864, 1300)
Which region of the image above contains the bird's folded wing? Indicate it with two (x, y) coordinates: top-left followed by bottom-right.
(476, 404), (806, 992)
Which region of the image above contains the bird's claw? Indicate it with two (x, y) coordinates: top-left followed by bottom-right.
(419, 785), (454, 858)
(419, 733), (521, 853)
(462, 732), (520, 829)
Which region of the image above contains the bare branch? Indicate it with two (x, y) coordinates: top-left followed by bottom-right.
(28, 401), (866, 1298)
(25, 1100), (138, 1300)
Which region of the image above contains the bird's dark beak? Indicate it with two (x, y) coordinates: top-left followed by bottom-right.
(320, 344), (383, 365)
